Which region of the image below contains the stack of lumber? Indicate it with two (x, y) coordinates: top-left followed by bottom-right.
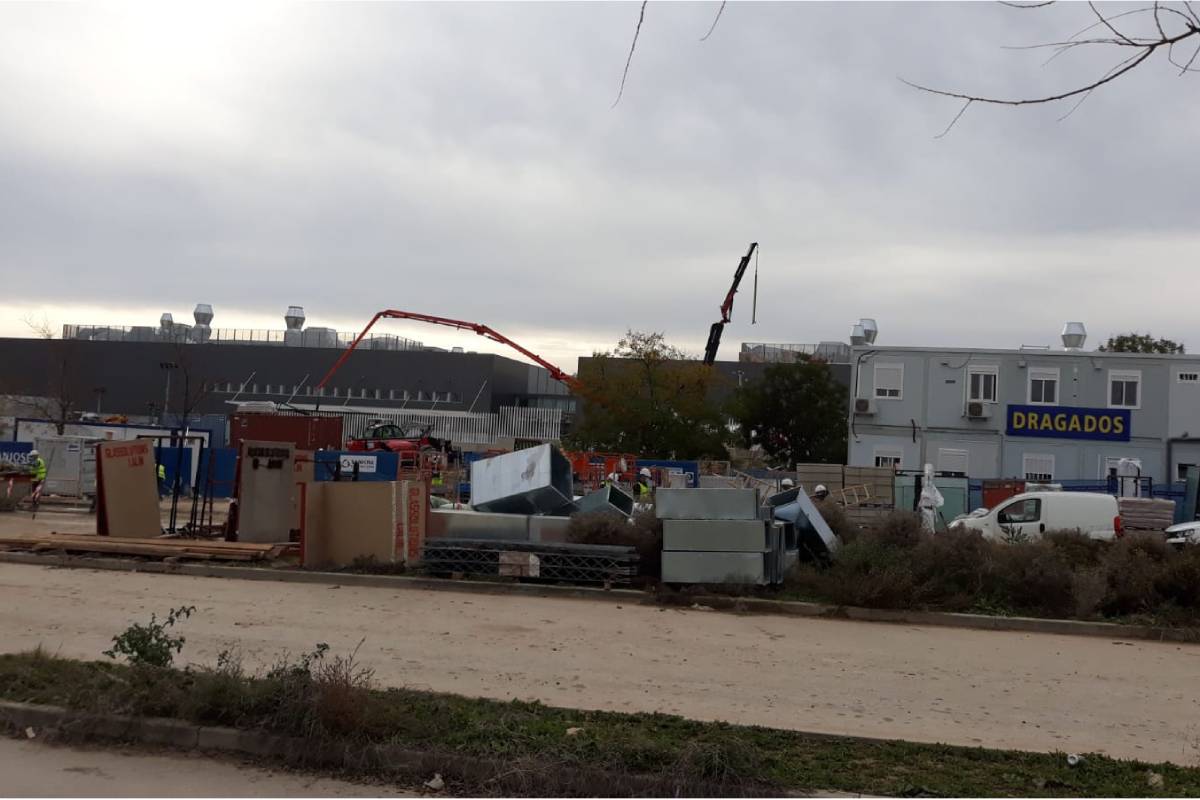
(0, 533), (293, 562)
(1117, 497), (1176, 531)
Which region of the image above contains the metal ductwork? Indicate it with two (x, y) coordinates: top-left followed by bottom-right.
(850, 323), (867, 347)
(193, 303), (213, 326)
(285, 305), (306, 331)
(1061, 321), (1087, 350)
(860, 318), (878, 344)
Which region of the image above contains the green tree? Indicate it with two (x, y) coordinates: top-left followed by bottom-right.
(566, 330), (730, 459)
(1098, 333), (1185, 354)
(729, 360), (848, 467)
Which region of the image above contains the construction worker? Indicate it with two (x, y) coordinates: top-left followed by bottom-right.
(634, 467), (654, 500)
(780, 477), (795, 492)
(813, 484), (830, 502)
(29, 450), (46, 500)
(157, 461), (168, 498)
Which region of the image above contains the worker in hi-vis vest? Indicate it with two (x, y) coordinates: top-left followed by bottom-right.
(157, 462), (167, 498)
(29, 450), (47, 499)
(634, 467), (654, 499)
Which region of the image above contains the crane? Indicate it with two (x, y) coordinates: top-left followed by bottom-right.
(313, 310), (586, 406)
(702, 242), (759, 366)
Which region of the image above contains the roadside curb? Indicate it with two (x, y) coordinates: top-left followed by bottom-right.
(1, 549), (1197, 644)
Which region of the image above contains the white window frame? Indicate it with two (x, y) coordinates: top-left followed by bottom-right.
(1107, 369), (1141, 410)
(967, 365), (999, 404)
(1177, 371), (1199, 384)
(873, 447), (903, 469)
(1027, 367), (1060, 406)
(937, 448), (969, 476)
(873, 363), (904, 400)
(1022, 453), (1055, 481)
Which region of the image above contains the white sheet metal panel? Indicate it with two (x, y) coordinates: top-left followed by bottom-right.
(655, 488), (760, 520)
(662, 519), (770, 552)
(661, 551), (768, 584)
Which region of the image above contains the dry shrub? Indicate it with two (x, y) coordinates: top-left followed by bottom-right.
(813, 500), (851, 540)
(1155, 546), (1200, 609)
(987, 540), (1076, 618)
(863, 511), (926, 550)
(566, 510), (662, 578)
(908, 528), (991, 611)
(1100, 534), (1169, 617)
(1044, 529), (1107, 567)
(1070, 568), (1107, 619)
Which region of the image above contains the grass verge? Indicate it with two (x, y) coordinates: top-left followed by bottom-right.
(1, 649), (1198, 797)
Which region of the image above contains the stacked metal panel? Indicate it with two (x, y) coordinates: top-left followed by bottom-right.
(658, 488), (791, 585)
(469, 444), (576, 515)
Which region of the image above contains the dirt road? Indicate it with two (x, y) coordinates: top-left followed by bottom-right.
(1, 562), (1198, 765)
(0, 734), (413, 796)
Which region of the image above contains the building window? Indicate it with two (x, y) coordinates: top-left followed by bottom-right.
(1027, 368), (1058, 405)
(1108, 370), (1141, 409)
(332, 387), (340, 397)
(968, 366), (998, 403)
(1022, 453), (1055, 482)
(873, 448), (903, 469)
(305, 386), (312, 395)
(937, 448), (969, 477)
(374, 389), (381, 400)
(1178, 372), (1199, 384)
(873, 363), (903, 399)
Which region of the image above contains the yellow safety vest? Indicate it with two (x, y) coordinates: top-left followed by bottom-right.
(158, 464), (166, 480)
(33, 457), (47, 482)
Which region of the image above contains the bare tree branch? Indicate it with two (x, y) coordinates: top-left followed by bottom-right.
(612, 1), (648, 108)
(998, 0), (1056, 7)
(934, 99), (973, 138)
(905, 2), (1200, 133)
(1089, 1), (1137, 45)
(700, 0), (727, 41)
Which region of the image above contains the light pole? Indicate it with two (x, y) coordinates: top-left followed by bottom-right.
(159, 361), (178, 425)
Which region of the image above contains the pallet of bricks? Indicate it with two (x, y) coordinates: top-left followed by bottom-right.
(795, 463), (895, 529)
(1117, 497), (1176, 531)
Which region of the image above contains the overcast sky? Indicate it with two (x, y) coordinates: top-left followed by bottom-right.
(1, 1), (1196, 368)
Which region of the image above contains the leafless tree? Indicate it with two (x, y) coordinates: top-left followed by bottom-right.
(905, 2), (1200, 136)
(1, 315), (81, 435)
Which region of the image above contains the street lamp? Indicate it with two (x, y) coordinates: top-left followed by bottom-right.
(159, 361), (178, 425)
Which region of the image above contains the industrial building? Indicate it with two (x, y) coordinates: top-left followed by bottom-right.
(848, 323), (1200, 483)
(0, 304), (575, 418)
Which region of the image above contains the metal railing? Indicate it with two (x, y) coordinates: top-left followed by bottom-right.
(739, 341), (850, 364)
(63, 324), (424, 351)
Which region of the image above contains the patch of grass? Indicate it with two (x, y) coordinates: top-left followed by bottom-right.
(1, 649), (1199, 796)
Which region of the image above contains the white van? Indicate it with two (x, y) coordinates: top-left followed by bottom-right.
(950, 491), (1122, 541)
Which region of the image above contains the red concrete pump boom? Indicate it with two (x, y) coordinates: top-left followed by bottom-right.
(314, 310), (585, 399)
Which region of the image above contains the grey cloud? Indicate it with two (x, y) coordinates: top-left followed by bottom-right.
(0, 1), (1195, 357)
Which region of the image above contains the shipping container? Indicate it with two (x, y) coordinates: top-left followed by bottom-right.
(229, 413), (343, 452)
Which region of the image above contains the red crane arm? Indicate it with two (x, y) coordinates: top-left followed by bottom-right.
(314, 310), (584, 395)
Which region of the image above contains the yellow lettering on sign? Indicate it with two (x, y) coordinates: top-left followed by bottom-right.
(1012, 411), (1025, 429)
(1098, 416), (1112, 434)
(1113, 416), (1125, 435)
(1041, 413), (1054, 430)
(1054, 413), (1067, 432)
(1068, 415), (1082, 432)
(1084, 416), (1098, 433)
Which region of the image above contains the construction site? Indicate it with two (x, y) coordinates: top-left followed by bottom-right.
(2, 242), (1200, 796)
(4, 0), (1200, 794)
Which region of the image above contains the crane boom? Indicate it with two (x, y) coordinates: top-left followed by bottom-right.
(313, 310), (585, 402)
(703, 242), (758, 366)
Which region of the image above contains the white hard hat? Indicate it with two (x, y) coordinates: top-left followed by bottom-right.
(780, 478), (795, 488)
(639, 467), (652, 478)
(29, 450), (38, 457)
(814, 484), (828, 494)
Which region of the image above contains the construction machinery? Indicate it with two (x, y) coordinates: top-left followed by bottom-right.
(703, 242), (759, 366)
(314, 310), (584, 400)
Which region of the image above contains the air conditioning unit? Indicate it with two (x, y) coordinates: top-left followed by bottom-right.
(966, 401), (991, 419)
(854, 397), (876, 415)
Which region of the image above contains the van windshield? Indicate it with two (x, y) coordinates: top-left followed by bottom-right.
(997, 498), (1041, 524)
